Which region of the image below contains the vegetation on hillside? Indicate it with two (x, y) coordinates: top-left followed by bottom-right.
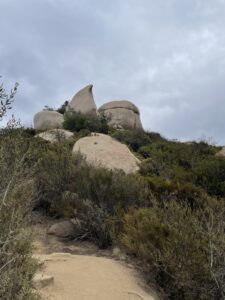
(31, 115), (225, 299)
(2, 96), (225, 299)
(0, 83), (39, 299)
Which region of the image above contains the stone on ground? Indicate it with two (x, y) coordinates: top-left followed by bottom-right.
(47, 220), (81, 238)
(33, 273), (54, 289)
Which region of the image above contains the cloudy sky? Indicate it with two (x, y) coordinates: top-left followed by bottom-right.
(1, 0), (225, 144)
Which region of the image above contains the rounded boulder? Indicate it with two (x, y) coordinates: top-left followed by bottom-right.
(98, 100), (143, 130)
(34, 111), (64, 131)
(72, 133), (140, 174)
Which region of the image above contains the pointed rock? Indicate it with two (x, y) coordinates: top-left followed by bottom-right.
(67, 84), (97, 115)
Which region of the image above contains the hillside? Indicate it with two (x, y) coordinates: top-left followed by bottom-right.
(1, 85), (225, 299)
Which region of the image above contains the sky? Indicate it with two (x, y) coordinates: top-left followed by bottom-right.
(1, 0), (225, 144)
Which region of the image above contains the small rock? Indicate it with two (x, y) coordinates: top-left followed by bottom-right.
(33, 273), (54, 289)
(112, 247), (126, 260)
(36, 129), (74, 143)
(47, 220), (81, 238)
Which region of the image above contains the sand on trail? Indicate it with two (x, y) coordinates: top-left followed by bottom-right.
(34, 224), (158, 300)
(37, 252), (157, 300)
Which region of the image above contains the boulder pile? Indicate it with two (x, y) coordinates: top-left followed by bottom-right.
(33, 85), (143, 174)
(33, 84), (143, 131)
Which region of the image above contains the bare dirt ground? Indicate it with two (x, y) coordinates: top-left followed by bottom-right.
(33, 223), (159, 300)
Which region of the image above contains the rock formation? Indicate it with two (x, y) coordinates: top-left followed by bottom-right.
(33, 85), (144, 133)
(34, 111), (64, 131)
(72, 133), (140, 174)
(98, 100), (143, 130)
(66, 84), (97, 115)
(36, 129), (74, 143)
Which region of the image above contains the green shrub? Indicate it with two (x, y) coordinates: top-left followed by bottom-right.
(57, 100), (69, 114)
(33, 141), (73, 213)
(194, 157), (225, 197)
(63, 112), (109, 134)
(0, 126), (39, 300)
(120, 200), (225, 299)
(143, 176), (209, 209)
(111, 129), (152, 152)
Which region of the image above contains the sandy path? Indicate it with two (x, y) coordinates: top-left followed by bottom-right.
(33, 222), (158, 300)
(38, 252), (157, 300)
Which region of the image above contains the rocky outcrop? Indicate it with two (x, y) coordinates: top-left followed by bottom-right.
(98, 100), (143, 130)
(33, 86), (144, 133)
(72, 133), (140, 174)
(66, 84), (97, 115)
(34, 111), (64, 131)
(36, 129), (74, 143)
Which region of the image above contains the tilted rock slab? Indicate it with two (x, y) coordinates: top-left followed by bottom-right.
(72, 133), (140, 174)
(36, 129), (74, 143)
(67, 84), (97, 115)
(98, 100), (143, 130)
(34, 111), (64, 131)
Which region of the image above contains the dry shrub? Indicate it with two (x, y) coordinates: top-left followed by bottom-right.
(0, 124), (39, 300)
(120, 199), (225, 300)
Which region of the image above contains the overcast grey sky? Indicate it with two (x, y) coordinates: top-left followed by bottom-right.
(1, 0), (225, 143)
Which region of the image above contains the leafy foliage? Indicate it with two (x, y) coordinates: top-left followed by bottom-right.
(0, 80), (18, 120)
(57, 100), (69, 114)
(63, 111), (109, 134)
(120, 200), (225, 300)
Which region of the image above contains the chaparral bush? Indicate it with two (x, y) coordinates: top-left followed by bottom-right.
(0, 81), (39, 300)
(120, 199), (225, 300)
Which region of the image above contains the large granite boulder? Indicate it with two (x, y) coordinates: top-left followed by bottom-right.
(72, 133), (140, 174)
(98, 100), (143, 130)
(36, 129), (74, 143)
(34, 111), (64, 131)
(66, 84), (97, 115)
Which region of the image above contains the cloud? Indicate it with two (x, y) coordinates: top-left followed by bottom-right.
(0, 0), (225, 144)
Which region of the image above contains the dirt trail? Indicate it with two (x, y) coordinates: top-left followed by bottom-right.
(34, 225), (158, 300)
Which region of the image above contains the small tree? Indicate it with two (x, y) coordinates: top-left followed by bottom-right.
(0, 80), (18, 120)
